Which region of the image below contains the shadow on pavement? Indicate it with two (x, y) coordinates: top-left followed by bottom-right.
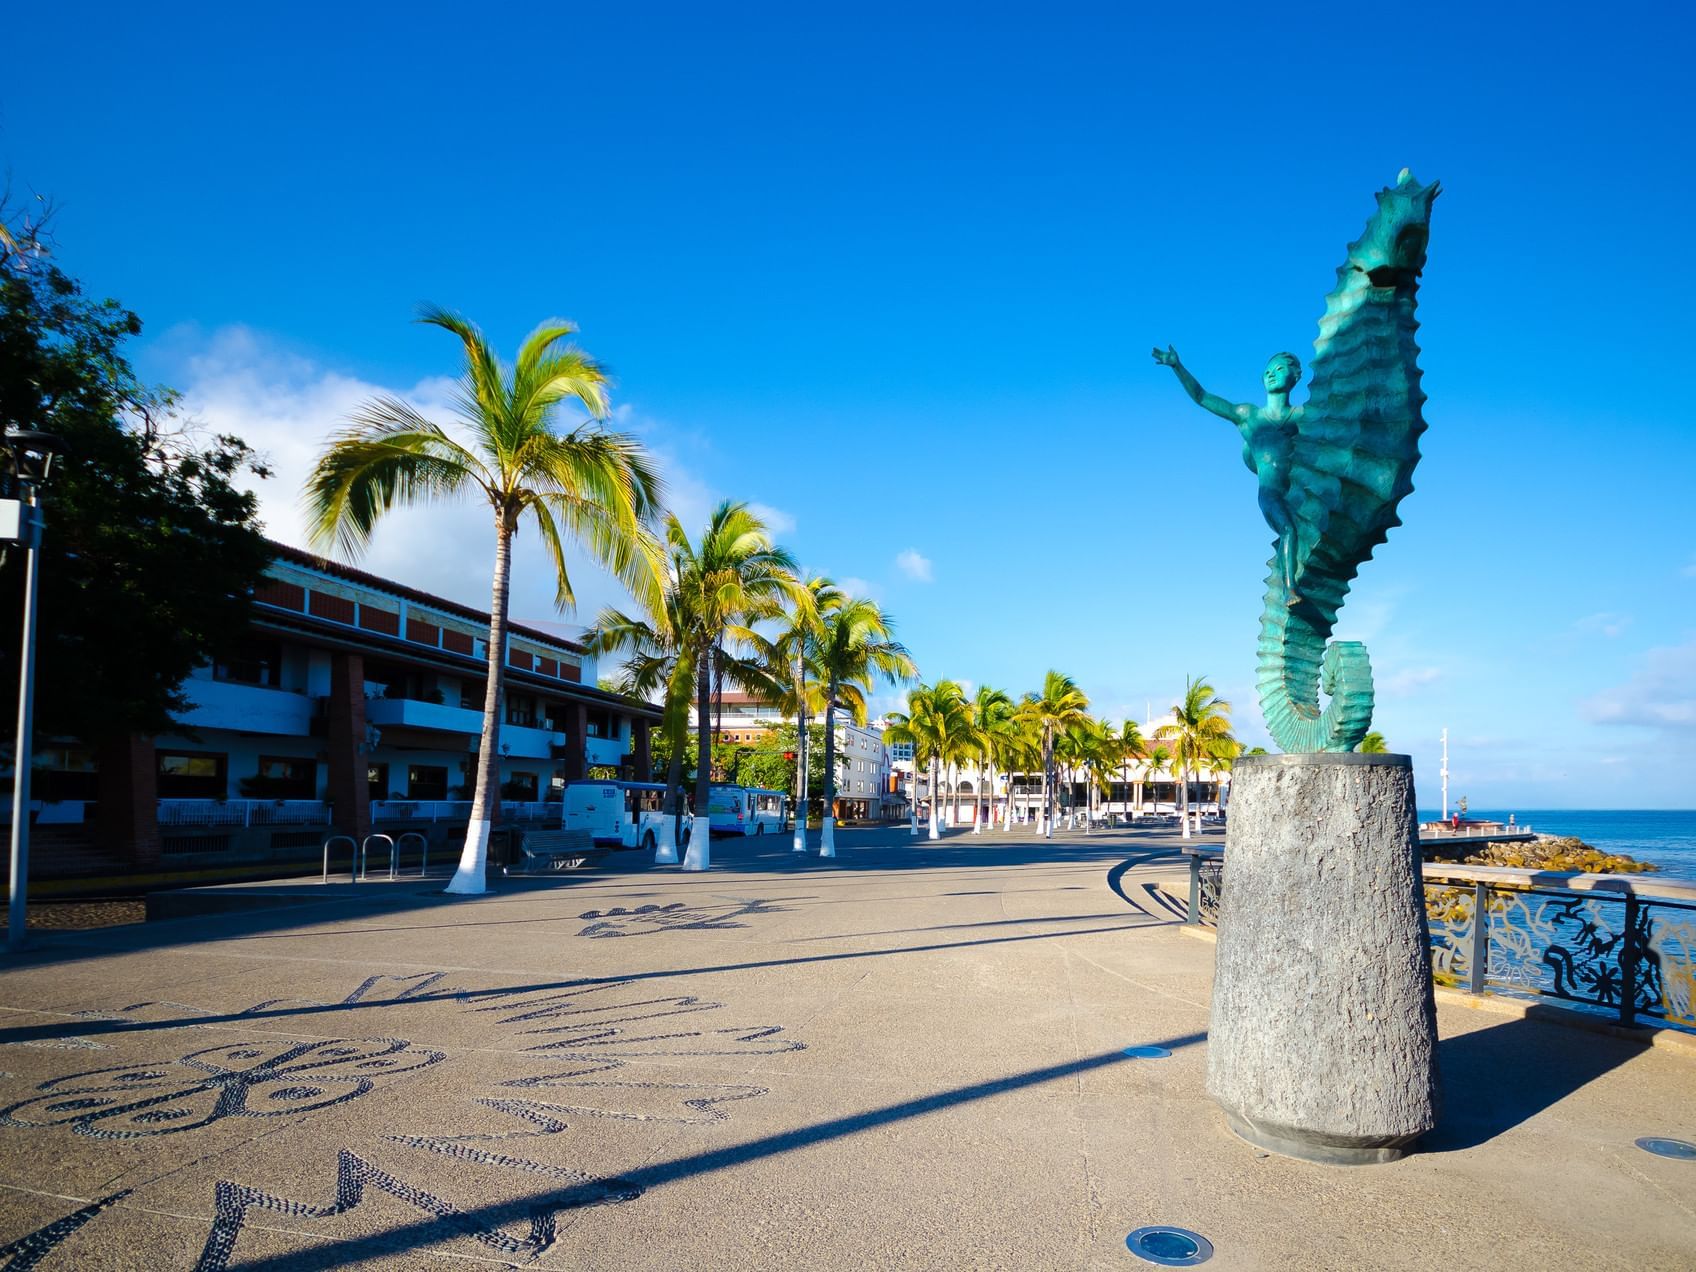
(0, 828), (1194, 973)
(1426, 1010), (1643, 1151)
(196, 1030), (1209, 1272)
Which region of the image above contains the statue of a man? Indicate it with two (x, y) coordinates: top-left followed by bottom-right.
(1152, 346), (1304, 603)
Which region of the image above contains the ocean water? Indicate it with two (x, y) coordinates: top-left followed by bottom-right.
(1417, 809), (1696, 882)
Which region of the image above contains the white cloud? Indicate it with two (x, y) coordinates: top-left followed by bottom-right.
(1574, 611), (1632, 639)
(834, 575), (883, 603)
(1580, 640), (1696, 731)
(747, 502), (797, 536)
(1382, 666), (1443, 697)
(167, 325), (666, 632)
(895, 548), (933, 582)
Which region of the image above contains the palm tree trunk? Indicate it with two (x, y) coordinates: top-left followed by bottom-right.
(684, 643), (714, 870)
(974, 757), (986, 834)
(909, 750), (920, 836)
(448, 516), (512, 894)
(1179, 759), (1191, 840)
(1041, 727), (1053, 839)
(791, 698), (809, 854)
(820, 674), (840, 857)
(655, 719), (684, 864)
(928, 754), (940, 839)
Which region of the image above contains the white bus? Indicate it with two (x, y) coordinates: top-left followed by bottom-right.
(562, 780), (693, 851)
(706, 785), (788, 836)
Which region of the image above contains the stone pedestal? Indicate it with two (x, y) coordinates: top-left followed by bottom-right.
(1207, 753), (1436, 1165)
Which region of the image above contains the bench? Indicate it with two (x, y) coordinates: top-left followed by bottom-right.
(503, 827), (601, 876)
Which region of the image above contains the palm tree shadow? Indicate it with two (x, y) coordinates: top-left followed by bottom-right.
(1425, 1009), (1643, 1152)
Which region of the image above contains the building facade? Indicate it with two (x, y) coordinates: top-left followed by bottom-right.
(691, 691), (894, 820)
(22, 542), (660, 878)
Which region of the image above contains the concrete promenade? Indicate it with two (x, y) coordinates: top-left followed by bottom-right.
(0, 825), (1691, 1269)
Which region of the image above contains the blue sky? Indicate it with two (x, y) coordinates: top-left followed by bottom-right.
(7, 2), (1694, 807)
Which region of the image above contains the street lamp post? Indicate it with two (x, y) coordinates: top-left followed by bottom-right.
(4, 430), (65, 951)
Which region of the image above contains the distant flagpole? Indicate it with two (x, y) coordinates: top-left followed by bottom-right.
(1440, 728), (1450, 818)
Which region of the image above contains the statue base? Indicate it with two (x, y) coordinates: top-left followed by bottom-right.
(1206, 753), (1437, 1166)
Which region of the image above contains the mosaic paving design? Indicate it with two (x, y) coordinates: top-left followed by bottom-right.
(0, 963), (805, 1267)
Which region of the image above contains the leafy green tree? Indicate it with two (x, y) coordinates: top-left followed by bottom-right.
(306, 307), (663, 894)
(0, 220), (272, 754)
(1357, 731), (1388, 754)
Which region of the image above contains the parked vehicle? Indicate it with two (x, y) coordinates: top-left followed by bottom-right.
(706, 784), (788, 836)
(562, 780), (693, 851)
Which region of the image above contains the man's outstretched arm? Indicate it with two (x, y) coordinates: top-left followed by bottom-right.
(1151, 345), (1248, 423)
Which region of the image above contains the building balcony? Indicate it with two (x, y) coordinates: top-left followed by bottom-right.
(364, 696), (484, 736)
(177, 679), (314, 736)
(586, 734), (625, 767)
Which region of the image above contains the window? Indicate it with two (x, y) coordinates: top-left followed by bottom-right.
(158, 752), (227, 799)
(502, 771), (539, 800)
(368, 762), (391, 803)
(31, 746), (98, 802)
(244, 756), (317, 800)
(408, 765), (449, 801)
(214, 639), (282, 688)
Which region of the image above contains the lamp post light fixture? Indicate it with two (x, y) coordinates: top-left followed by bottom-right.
(5, 428), (66, 950)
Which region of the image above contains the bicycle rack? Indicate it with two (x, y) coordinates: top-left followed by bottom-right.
(397, 831), (429, 876)
(323, 835), (358, 884)
(361, 834), (397, 881)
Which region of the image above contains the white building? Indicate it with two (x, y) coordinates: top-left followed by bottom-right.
(691, 692), (894, 820)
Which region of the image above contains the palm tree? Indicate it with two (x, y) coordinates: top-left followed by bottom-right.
(306, 307), (662, 895)
(814, 594), (916, 856)
(1154, 676), (1235, 840)
(669, 502), (798, 870)
(582, 585), (691, 863)
(745, 578), (834, 853)
(886, 680), (966, 840)
(1358, 731), (1389, 754)
(1114, 719), (1145, 826)
(1021, 671), (1091, 838)
(969, 687), (1015, 834)
(1139, 742), (1172, 817)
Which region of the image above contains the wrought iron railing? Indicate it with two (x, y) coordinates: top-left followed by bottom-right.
(1180, 847), (1696, 1033)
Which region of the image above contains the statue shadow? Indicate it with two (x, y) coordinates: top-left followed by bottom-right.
(1425, 1008), (1644, 1152)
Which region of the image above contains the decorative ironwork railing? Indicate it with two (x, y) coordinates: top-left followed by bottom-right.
(1180, 847), (1696, 1033)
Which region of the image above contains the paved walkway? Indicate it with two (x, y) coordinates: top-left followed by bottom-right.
(0, 826), (1691, 1269)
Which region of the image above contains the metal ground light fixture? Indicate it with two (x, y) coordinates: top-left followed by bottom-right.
(5, 428), (66, 951)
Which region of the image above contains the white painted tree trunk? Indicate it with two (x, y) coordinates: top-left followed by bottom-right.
(447, 517), (512, 895)
(792, 693), (809, 854)
(819, 676), (839, 858)
(653, 813), (678, 865)
(1180, 762), (1192, 840)
(683, 644), (713, 871)
(927, 755), (940, 839)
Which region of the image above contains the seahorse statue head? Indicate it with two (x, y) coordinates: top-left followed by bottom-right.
(1344, 169), (1440, 293)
